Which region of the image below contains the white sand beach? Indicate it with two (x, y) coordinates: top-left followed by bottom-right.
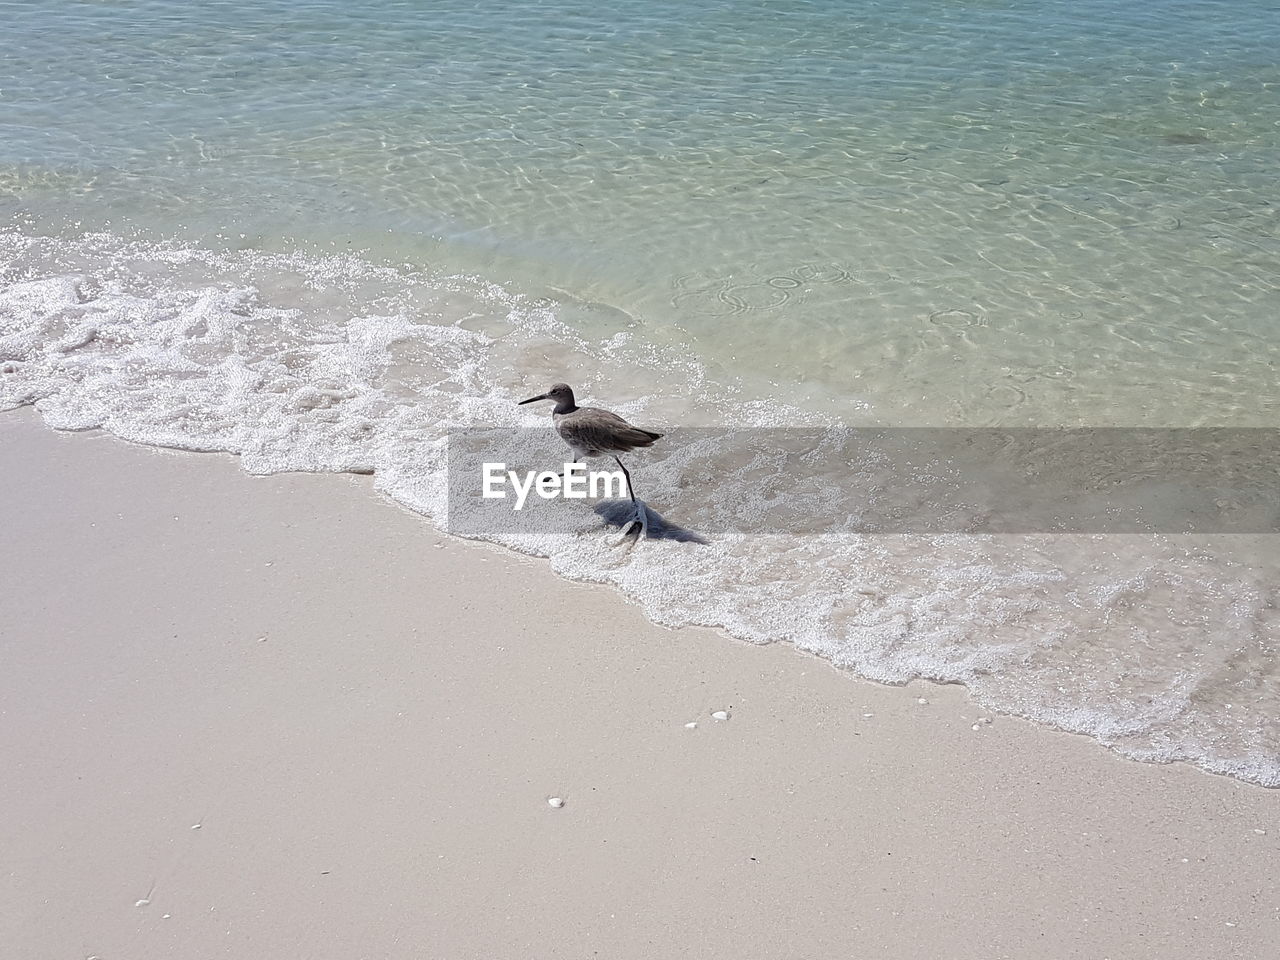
(2, 409), (1277, 959)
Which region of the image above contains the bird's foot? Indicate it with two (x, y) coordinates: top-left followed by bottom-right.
(616, 512), (645, 542)
(618, 501), (649, 541)
(596, 498), (668, 543)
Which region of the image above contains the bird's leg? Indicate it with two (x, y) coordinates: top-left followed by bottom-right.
(613, 455), (648, 539)
(613, 456), (637, 503)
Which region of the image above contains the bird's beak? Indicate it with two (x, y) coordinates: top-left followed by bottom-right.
(517, 393), (548, 405)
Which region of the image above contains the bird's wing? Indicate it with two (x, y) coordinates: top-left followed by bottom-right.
(557, 408), (662, 453)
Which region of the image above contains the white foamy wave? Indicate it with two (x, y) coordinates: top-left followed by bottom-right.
(2, 226), (1276, 787)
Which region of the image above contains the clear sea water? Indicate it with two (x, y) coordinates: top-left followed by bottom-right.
(2, 0), (1278, 784)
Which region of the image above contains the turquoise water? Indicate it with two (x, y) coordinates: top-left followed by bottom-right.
(4, 0), (1279, 422)
(2, 1), (1279, 784)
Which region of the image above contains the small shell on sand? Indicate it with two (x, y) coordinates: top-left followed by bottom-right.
(134, 899), (150, 908)
(711, 710), (729, 721)
(916, 698), (929, 705)
(547, 797), (565, 809)
(684, 721), (697, 729)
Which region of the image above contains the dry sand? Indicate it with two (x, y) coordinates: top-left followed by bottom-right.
(2, 408), (1277, 959)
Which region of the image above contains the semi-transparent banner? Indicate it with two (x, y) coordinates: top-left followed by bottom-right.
(445, 428), (1280, 536)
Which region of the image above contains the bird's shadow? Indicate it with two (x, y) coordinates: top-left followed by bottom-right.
(593, 499), (709, 544)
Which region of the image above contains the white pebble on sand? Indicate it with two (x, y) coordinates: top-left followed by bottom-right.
(711, 710), (729, 721)
(134, 899), (150, 908)
(547, 797), (564, 809)
(684, 721), (697, 729)
(917, 698), (929, 705)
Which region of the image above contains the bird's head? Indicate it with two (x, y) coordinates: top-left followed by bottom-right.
(518, 383), (576, 411)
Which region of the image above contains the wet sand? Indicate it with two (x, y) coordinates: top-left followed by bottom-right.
(2, 409), (1277, 959)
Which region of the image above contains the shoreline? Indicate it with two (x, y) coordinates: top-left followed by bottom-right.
(5, 221), (1277, 790)
(2, 407), (1278, 958)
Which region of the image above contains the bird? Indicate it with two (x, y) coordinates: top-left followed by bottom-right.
(518, 383), (662, 536)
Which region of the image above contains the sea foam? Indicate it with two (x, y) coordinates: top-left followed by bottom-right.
(2, 226), (1276, 787)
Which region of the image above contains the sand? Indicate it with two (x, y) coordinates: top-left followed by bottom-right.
(2, 408), (1277, 959)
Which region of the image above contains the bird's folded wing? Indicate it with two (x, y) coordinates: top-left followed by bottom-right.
(557, 412), (661, 452)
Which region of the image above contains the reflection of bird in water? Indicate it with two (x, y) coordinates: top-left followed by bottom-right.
(519, 382), (662, 537)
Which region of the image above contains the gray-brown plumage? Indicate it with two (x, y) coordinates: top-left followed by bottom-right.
(518, 383), (661, 529)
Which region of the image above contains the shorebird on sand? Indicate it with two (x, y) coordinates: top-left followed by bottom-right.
(519, 383), (662, 537)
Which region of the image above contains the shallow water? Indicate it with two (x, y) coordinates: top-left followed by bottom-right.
(2, 0), (1278, 784)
